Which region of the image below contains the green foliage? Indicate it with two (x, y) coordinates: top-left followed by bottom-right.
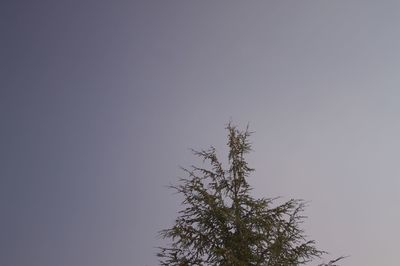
(158, 124), (342, 266)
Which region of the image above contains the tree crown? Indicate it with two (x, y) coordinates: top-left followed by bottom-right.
(158, 123), (343, 266)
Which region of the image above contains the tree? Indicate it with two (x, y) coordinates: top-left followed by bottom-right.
(158, 123), (343, 265)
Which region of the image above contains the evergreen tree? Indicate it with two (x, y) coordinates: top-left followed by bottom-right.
(158, 124), (343, 266)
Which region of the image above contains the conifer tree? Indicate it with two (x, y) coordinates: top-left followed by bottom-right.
(158, 124), (343, 266)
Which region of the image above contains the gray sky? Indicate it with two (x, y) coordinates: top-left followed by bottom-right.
(2, 1), (400, 265)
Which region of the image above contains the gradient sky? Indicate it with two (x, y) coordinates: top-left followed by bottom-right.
(3, 1), (400, 265)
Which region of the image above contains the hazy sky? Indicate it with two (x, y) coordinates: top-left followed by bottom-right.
(3, 1), (400, 265)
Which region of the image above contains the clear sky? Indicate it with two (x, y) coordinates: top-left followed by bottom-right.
(2, 1), (400, 265)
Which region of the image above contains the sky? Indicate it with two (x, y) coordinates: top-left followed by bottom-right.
(2, 1), (400, 265)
